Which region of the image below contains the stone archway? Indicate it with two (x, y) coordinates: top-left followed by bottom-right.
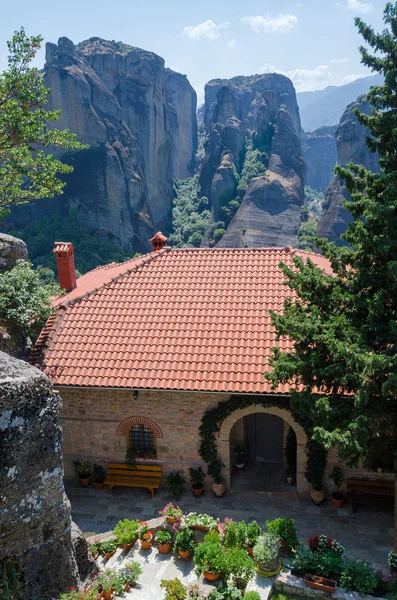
(217, 404), (309, 496)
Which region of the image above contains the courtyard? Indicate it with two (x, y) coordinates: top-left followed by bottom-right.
(65, 480), (393, 571)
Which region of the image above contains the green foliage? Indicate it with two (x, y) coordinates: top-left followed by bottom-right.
(252, 533), (280, 571)
(170, 175), (210, 248)
(194, 540), (225, 576)
(113, 519), (140, 544)
(0, 559), (23, 600)
(163, 470), (186, 500)
(155, 529), (173, 545)
(244, 593), (261, 600)
(328, 466), (345, 491)
(72, 460), (91, 479)
(92, 463), (106, 483)
(189, 467), (205, 489)
(246, 521), (262, 548)
(266, 519), (299, 551)
(305, 440), (327, 491)
(293, 546), (344, 580)
(160, 578), (187, 600)
(284, 427), (297, 479)
(340, 559), (377, 595)
(0, 260), (58, 336)
(224, 521), (248, 549)
(100, 539), (117, 554)
(234, 446), (249, 464)
(297, 187), (325, 250)
(208, 587), (243, 600)
(236, 140), (267, 202)
(223, 547), (254, 588)
(11, 208), (135, 276)
(117, 561), (143, 586)
(0, 28), (87, 213)
(173, 526), (196, 554)
(266, 4), (397, 507)
(125, 448), (137, 470)
(213, 228), (226, 244)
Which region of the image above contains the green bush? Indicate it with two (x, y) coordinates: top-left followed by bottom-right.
(305, 440), (327, 491)
(340, 559), (377, 595)
(92, 463), (106, 483)
(208, 587), (244, 600)
(194, 540), (225, 576)
(173, 526), (195, 554)
(113, 519), (140, 545)
(100, 539), (117, 554)
(160, 578), (187, 600)
(163, 470), (186, 499)
(118, 561), (143, 586)
(252, 533), (280, 572)
(155, 529), (173, 545)
(246, 521), (262, 548)
(244, 593), (261, 600)
(224, 521), (248, 549)
(223, 547), (254, 589)
(266, 518), (299, 550)
(292, 547), (343, 580)
(170, 175), (211, 248)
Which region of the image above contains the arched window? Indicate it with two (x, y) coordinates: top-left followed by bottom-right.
(129, 424), (156, 454)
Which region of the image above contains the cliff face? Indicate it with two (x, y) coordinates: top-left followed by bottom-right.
(317, 96), (380, 244)
(200, 73), (304, 248)
(302, 125), (338, 192)
(8, 37), (197, 253)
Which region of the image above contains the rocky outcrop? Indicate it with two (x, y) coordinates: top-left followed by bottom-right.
(0, 233), (27, 273)
(0, 352), (79, 598)
(302, 125), (338, 192)
(7, 37), (197, 254)
(317, 96), (380, 244)
(200, 73), (304, 248)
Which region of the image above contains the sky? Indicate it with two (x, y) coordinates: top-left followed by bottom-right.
(0, 0), (387, 104)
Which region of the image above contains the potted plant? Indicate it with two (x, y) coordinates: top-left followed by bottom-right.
(305, 441), (327, 505)
(96, 570), (115, 600)
(159, 502), (183, 523)
(92, 463), (106, 490)
(163, 470), (186, 500)
(304, 574), (337, 593)
(223, 547), (254, 592)
(184, 512), (219, 531)
(224, 521), (248, 550)
(234, 446), (249, 469)
(189, 467), (205, 497)
(125, 448), (137, 470)
(194, 539), (225, 582)
(113, 518), (140, 551)
(328, 466), (345, 508)
(246, 521), (262, 556)
(138, 521), (153, 550)
(160, 578), (187, 600)
(118, 561), (143, 592)
(101, 538), (117, 561)
(72, 460), (92, 487)
(209, 460), (225, 497)
(252, 533), (281, 576)
(87, 539), (101, 560)
(389, 551), (397, 575)
(156, 529), (173, 554)
(174, 526), (196, 560)
(266, 518), (299, 551)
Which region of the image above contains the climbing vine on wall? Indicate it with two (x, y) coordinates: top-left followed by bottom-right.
(198, 395), (326, 485)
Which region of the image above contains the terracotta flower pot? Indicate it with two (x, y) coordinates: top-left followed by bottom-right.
(93, 552), (99, 560)
(178, 548), (191, 560)
(102, 588), (113, 600)
(331, 493), (345, 509)
(247, 545), (253, 556)
(192, 486), (204, 497)
(104, 551), (115, 561)
(203, 570), (221, 582)
(93, 481), (104, 490)
(212, 482), (225, 497)
(167, 516), (175, 524)
(79, 476), (91, 487)
(305, 575), (336, 593)
(158, 541), (172, 554)
(140, 533), (153, 550)
(122, 541), (136, 552)
(310, 489), (325, 505)
(124, 583), (131, 592)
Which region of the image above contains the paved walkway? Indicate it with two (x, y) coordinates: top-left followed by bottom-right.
(65, 480), (393, 571)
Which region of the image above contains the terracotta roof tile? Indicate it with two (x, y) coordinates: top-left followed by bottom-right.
(32, 247), (331, 394)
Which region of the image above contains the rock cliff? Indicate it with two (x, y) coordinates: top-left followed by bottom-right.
(199, 73), (305, 247)
(302, 125), (338, 192)
(317, 96), (380, 244)
(7, 37), (197, 254)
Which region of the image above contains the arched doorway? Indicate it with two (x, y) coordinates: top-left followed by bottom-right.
(217, 404), (309, 496)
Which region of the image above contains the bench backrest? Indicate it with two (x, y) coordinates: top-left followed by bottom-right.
(347, 479), (394, 496)
(107, 462), (162, 479)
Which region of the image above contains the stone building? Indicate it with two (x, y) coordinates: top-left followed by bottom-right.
(31, 234), (392, 497)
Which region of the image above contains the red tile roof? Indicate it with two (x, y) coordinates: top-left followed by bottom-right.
(32, 247), (331, 394)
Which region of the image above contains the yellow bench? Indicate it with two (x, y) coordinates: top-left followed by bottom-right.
(104, 463), (162, 498)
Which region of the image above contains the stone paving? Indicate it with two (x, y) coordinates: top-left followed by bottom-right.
(65, 479), (393, 575)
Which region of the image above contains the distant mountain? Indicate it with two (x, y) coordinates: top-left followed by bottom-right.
(297, 74), (383, 132)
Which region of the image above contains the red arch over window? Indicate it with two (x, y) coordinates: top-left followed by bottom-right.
(117, 416), (163, 438)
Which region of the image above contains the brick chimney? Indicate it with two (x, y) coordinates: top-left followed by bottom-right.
(54, 242), (77, 292)
(149, 231), (167, 252)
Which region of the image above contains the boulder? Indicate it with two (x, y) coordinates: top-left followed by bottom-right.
(71, 522), (98, 582)
(0, 233), (27, 273)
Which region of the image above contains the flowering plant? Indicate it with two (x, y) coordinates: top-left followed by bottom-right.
(138, 521), (152, 540)
(159, 502), (183, 520)
(118, 561), (143, 585)
(100, 539), (117, 554)
(266, 518), (299, 550)
(173, 526), (196, 554)
(56, 587), (97, 599)
(389, 551), (397, 572)
(183, 512), (219, 530)
(87, 539), (101, 557)
(217, 517), (234, 537)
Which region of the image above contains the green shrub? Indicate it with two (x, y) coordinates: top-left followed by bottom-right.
(163, 470), (186, 499)
(223, 547), (254, 589)
(224, 521), (248, 549)
(155, 529), (173, 545)
(244, 593), (261, 600)
(305, 440), (327, 491)
(213, 228), (226, 243)
(92, 463), (106, 483)
(340, 559), (377, 595)
(189, 467), (205, 489)
(208, 587), (244, 600)
(194, 540), (225, 576)
(266, 518), (299, 551)
(252, 533), (280, 572)
(292, 547), (343, 580)
(160, 578), (187, 600)
(100, 539), (117, 554)
(113, 518), (140, 545)
(246, 521), (262, 548)
(118, 561), (143, 586)
(173, 526), (195, 554)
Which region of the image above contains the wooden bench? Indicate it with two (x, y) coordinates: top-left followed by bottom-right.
(104, 463), (162, 498)
(346, 478), (394, 513)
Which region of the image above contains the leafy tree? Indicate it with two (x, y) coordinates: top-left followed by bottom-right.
(0, 260), (58, 336)
(266, 2), (397, 549)
(0, 28), (87, 214)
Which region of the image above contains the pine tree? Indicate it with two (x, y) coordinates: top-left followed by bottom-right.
(266, 3), (397, 549)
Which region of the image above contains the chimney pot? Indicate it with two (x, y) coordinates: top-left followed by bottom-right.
(149, 231), (167, 252)
(54, 242), (77, 292)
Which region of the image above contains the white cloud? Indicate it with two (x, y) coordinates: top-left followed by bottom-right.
(341, 73), (366, 84)
(182, 20), (230, 41)
(345, 0), (374, 14)
(260, 63), (332, 91)
(330, 57), (350, 64)
(241, 14), (298, 34)
(227, 39), (236, 49)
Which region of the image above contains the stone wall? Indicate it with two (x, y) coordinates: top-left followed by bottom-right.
(58, 387), (392, 496)
(0, 352), (79, 599)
